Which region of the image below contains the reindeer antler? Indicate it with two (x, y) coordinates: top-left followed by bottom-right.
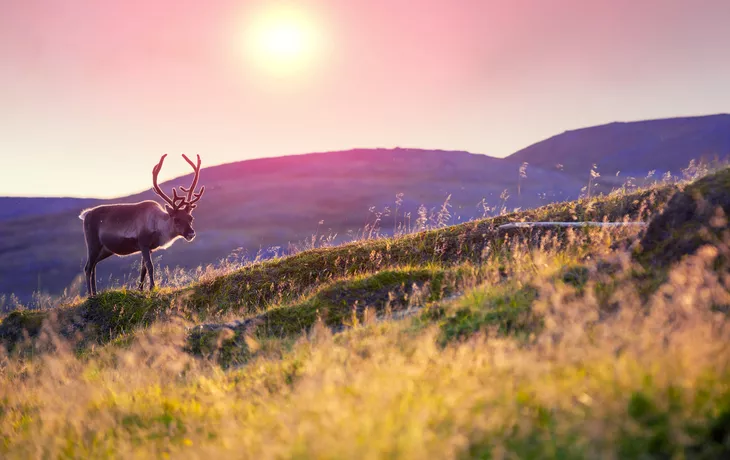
(152, 154), (185, 210)
(179, 154), (205, 211)
(152, 154), (205, 212)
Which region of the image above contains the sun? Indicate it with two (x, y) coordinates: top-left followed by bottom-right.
(241, 4), (324, 78)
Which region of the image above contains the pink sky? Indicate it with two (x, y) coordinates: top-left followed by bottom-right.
(1, 0), (729, 197)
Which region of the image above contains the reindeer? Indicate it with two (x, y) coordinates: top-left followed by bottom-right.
(79, 154), (205, 296)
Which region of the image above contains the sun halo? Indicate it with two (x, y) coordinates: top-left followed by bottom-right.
(241, 4), (324, 78)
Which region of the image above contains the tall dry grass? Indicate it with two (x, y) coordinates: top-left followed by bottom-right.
(1, 223), (728, 458)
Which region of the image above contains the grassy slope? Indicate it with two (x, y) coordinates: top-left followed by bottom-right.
(0, 184), (674, 351)
(0, 148), (584, 303)
(3, 179), (730, 458)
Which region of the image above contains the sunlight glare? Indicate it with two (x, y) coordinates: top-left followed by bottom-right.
(241, 4), (324, 79)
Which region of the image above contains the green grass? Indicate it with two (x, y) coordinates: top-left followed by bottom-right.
(187, 266), (455, 367)
(437, 283), (539, 345)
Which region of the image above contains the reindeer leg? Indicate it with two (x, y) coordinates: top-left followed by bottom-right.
(138, 257), (148, 291)
(84, 255), (96, 296)
(91, 248), (113, 295)
(141, 248), (155, 291)
(85, 244), (102, 296)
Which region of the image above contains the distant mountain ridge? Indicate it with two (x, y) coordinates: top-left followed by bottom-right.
(1, 114), (730, 303)
(507, 114), (730, 178)
(0, 197), (101, 222)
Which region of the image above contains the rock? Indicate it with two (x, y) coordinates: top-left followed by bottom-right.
(638, 168), (730, 268)
(191, 317), (264, 334)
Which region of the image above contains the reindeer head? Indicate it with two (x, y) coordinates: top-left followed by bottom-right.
(152, 154), (205, 241)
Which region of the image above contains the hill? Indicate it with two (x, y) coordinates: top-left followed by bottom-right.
(1, 170), (729, 458)
(0, 148), (583, 303)
(507, 113), (730, 179)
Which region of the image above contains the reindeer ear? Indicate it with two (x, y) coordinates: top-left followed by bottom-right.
(164, 205), (175, 215)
